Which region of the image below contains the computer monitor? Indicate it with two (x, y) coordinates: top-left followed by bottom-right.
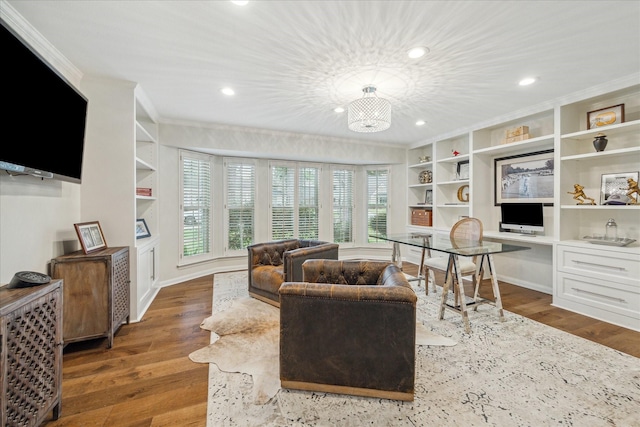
(500, 202), (544, 235)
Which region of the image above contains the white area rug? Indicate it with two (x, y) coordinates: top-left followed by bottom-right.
(194, 271), (639, 426)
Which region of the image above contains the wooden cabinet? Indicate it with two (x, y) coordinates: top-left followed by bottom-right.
(1, 280), (63, 426)
(51, 247), (130, 348)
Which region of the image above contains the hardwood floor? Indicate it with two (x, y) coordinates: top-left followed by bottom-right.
(43, 265), (639, 426)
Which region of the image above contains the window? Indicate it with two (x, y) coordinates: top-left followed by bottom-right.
(366, 168), (388, 242)
(298, 166), (319, 239)
(270, 162), (321, 240)
(271, 164), (295, 240)
(180, 150), (212, 262)
(225, 159), (255, 252)
(332, 167), (355, 243)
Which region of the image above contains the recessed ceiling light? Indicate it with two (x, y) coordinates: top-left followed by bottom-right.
(519, 77), (537, 86)
(231, 1), (249, 5)
(415, 120), (426, 126)
(221, 87), (235, 96)
(408, 47), (429, 59)
(334, 107), (345, 113)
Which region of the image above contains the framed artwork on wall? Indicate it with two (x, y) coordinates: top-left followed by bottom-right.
(74, 221), (107, 254)
(494, 150), (554, 205)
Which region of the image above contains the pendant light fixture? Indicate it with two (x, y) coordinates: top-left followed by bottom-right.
(347, 85), (391, 133)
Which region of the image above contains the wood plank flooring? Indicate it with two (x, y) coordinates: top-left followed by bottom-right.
(43, 265), (639, 426)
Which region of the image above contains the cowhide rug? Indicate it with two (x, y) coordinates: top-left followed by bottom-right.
(189, 272), (455, 404)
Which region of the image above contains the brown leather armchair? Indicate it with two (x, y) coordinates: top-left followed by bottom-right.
(279, 259), (417, 401)
(247, 239), (339, 307)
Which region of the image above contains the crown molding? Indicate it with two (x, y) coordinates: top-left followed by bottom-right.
(1, 0), (83, 87)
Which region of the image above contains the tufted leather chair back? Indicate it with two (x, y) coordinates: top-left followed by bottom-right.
(251, 239), (300, 267)
(302, 259), (395, 286)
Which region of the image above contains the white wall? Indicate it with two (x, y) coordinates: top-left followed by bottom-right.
(0, 4), (84, 286)
(0, 176), (81, 285)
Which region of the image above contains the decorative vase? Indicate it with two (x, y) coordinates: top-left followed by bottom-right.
(593, 133), (608, 152)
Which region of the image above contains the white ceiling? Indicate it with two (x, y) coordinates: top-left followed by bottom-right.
(5, 1), (640, 147)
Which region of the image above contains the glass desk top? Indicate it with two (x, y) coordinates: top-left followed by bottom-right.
(371, 233), (531, 257)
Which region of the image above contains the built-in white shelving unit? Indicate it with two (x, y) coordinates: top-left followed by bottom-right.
(405, 79), (639, 330)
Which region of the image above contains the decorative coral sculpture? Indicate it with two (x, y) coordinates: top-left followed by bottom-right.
(567, 184), (596, 205)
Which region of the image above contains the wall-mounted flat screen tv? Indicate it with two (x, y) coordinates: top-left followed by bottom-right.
(0, 19), (87, 183)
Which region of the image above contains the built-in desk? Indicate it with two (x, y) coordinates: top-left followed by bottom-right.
(483, 231), (554, 246)
(483, 231), (554, 294)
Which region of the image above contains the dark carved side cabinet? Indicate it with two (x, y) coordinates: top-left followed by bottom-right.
(0, 280), (63, 426)
(51, 247), (130, 348)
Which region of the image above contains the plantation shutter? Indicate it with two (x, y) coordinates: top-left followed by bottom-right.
(298, 166), (319, 239)
(271, 165), (295, 240)
(226, 159), (255, 251)
(367, 168), (388, 242)
(332, 168), (354, 243)
(181, 152), (212, 257)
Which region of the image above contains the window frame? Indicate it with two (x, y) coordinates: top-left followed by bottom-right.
(178, 149), (214, 265)
(223, 157), (256, 255)
(268, 160), (323, 241)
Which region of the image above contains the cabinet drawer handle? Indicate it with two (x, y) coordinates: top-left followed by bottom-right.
(571, 260), (626, 271)
(571, 287), (626, 303)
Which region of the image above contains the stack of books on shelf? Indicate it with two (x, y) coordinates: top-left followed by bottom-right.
(136, 187), (152, 197)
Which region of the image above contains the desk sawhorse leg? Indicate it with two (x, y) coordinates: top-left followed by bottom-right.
(438, 253), (505, 333)
(390, 240), (431, 289)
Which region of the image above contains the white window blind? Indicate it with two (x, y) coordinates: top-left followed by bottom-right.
(225, 159), (255, 251)
(271, 165), (295, 240)
(181, 151), (212, 258)
(298, 166), (319, 240)
(367, 168), (388, 242)
(332, 168), (354, 243)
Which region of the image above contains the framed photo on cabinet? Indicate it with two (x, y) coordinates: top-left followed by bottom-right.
(494, 150), (554, 205)
(74, 221), (107, 254)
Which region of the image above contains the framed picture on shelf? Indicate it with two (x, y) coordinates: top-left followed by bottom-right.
(135, 218), (151, 239)
(74, 221), (107, 254)
(456, 160), (469, 180)
(425, 189), (433, 204)
(494, 150), (554, 205)
(600, 171), (638, 205)
(587, 104), (624, 129)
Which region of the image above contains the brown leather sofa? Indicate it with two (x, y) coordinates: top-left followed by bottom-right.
(279, 259), (417, 401)
(247, 239), (339, 307)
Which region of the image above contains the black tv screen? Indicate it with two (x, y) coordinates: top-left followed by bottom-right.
(500, 202), (544, 234)
(1, 20), (87, 183)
